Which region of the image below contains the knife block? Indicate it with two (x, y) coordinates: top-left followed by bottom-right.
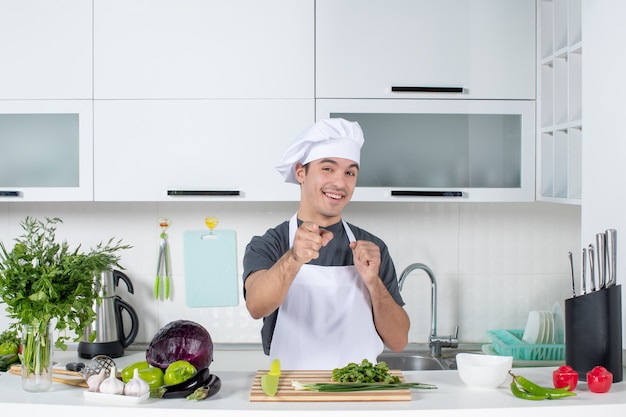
(564, 285), (623, 382)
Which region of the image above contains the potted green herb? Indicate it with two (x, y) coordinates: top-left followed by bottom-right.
(0, 217), (130, 391)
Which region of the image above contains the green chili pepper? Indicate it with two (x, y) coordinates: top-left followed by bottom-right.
(509, 371), (576, 400)
(510, 379), (549, 400)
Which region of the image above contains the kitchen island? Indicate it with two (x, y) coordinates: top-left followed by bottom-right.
(1, 349), (625, 416)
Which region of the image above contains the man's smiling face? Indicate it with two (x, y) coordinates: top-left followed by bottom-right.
(295, 157), (359, 226)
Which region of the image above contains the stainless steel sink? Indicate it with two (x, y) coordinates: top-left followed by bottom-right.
(377, 348), (482, 371)
(377, 352), (448, 370)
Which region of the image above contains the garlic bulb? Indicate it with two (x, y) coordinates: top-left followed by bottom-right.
(98, 366), (125, 395)
(87, 368), (107, 392)
(124, 368), (150, 397)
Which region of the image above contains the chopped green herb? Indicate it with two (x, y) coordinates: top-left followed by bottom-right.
(331, 359), (399, 383)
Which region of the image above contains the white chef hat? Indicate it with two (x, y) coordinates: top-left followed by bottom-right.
(275, 118), (364, 184)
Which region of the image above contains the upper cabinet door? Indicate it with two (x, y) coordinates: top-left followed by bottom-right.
(94, 0), (314, 99)
(0, 100), (94, 201)
(0, 0), (92, 99)
(93, 99), (311, 202)
(316, 0), (536, 100)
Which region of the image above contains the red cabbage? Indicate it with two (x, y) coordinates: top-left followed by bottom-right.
(146, 320), (213, 371)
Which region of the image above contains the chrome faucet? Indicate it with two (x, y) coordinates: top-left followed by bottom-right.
(398, 263), (459, 357)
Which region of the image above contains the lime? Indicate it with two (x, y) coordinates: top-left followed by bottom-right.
(269, 358), (281, 376)
(261, 373), (280, 397)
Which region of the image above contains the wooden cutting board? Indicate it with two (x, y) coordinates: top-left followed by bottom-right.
(249, 370), (411, 402)
(9, 364), (88, 388)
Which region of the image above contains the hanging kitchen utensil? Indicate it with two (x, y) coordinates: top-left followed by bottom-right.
(155, 217), (171, 300)
(183, 217), (238, 307)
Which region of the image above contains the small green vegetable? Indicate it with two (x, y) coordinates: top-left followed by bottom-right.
(121, 361), (151, 383)
(138, 366), (165, 391)
(509, 371), (576, 400)
(0, 353), (20, 372)
(510, 379), (549, 400)
(0, 341), (18, 356)
(331, 359), (399, 383)
(164, 360), (197, 385)
(292, 381), (437, 392)
(0, 330), (19, 356)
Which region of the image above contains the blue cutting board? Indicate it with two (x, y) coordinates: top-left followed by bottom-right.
(183, 229), (239, 307)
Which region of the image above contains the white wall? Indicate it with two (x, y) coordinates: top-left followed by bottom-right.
(0, 201), (579, 347)
(581, 1), (626, 337)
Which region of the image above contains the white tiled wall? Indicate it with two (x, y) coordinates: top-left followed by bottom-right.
(0, 201), (580, 347)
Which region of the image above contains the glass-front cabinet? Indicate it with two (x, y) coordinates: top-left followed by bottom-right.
(316, 99), (535, 202)
(0, 100), (93, 201)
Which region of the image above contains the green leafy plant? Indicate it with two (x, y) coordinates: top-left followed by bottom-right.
(0, 217), (131, 376)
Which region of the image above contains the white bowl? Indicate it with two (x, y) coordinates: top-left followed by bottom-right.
(456, 353), (513, 389)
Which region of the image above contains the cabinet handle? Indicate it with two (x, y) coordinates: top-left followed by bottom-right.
(167, 190), (240, 196)
(0, 191), (21, 197)
(391, 191), (463, 197)
(391, 86), (464, 93)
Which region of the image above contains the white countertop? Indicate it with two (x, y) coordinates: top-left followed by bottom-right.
(1, 349), (626, 416)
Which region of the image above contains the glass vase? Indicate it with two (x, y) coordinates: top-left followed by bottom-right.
(21, 321), (53, 392)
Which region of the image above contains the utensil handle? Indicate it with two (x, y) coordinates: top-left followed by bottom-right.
(596, 233), (607, 289)
(606, 229), (617, 287)
(582, 248), (587, 295)
(589, 244), (596, 292)
(568, 251), (576, 298)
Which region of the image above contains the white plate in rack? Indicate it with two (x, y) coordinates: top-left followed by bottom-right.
(522, 311), (542, 344)
(552, 302), (565, 344)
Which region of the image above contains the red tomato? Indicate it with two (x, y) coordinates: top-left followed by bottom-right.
(553, 365), (578, 391)
(586, 366), (613, 393)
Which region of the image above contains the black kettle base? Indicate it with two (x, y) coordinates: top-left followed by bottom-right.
(78, 341), (125, 359)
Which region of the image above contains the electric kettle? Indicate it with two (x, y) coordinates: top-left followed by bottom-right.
(78, 269), (139, 359)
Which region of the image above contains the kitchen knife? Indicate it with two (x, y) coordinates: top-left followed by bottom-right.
(606, 229), (617, 288)
(588, 244), (596, 292)
(568, 251), (576, 298)
(596, 233), (607, 289)
(581, 248), (587, 295)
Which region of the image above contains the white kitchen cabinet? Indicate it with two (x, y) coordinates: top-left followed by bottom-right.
(537, 0), (582, 204)
(0, 100), (94, 201)
(316, 0), (536, 100)
(0, 0), (92, 99)
(317, 99), (535, 202)
(93, 99), (312, 201)
(93, 0), (313, 100)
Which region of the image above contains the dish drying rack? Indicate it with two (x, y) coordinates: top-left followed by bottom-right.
(485, 329), (565, 361)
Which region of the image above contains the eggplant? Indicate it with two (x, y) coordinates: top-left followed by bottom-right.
(151, 366), (211, 399)
(186, 374), (222, 401)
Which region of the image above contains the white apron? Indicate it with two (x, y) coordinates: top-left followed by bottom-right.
(269, 214), (384, 370)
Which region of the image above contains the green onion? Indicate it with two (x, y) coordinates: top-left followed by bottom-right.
(291, 381), (437, 392)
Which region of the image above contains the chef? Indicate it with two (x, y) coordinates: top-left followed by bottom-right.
(242, 118), (409, 370)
